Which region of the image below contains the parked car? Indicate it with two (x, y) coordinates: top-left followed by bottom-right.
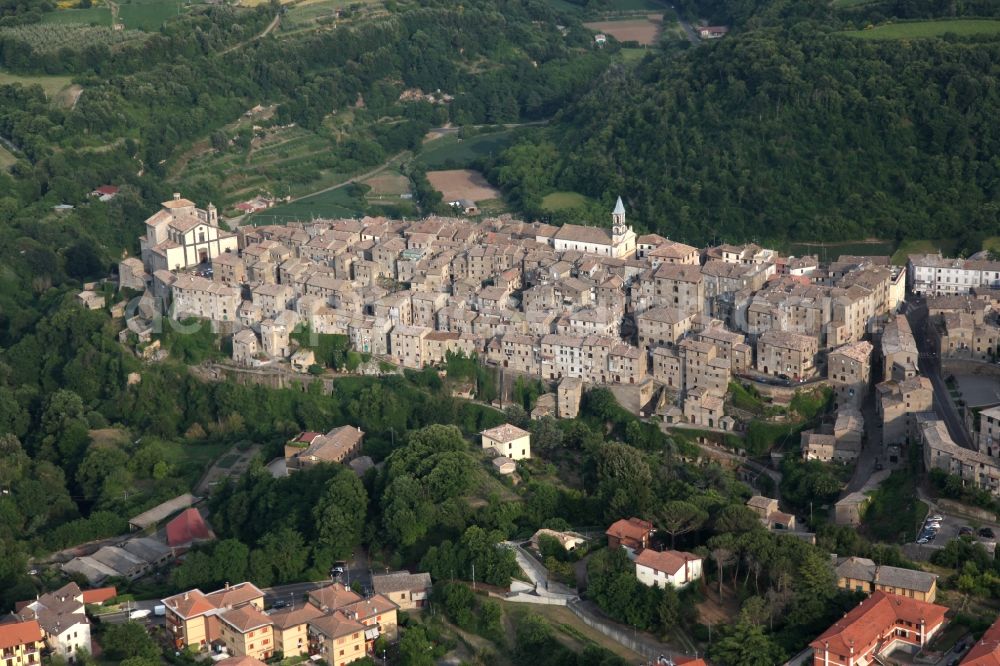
(271, 600), (288, 609)
(917, 536), (930, 544)
(959, 526), (974, 536)
(979, 527), (996, 539)
(928, 514), (944, 522)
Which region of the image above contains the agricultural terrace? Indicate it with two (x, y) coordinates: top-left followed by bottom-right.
(117, 0), (192, 31)
(426, 169), (501, 203)
(0, 24), (148, 57)
(841, 19), (1000, 39)
(583, 16), (663, 45)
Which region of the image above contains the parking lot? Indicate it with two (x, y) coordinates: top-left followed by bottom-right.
(913, 511), (997, 550)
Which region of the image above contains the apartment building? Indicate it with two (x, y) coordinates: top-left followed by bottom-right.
(0, 621), (43, 666)
(371, 571), (432, 611)
(651, 264), (704, 315)
(877, 377), (933, 446)
(756, 330), (819, 379)
(162, 583), (265, 651)
(936, 312), (1000, 361)
(981, 406), (1000, 456)
(637, 307), (695, 351)
(834, 556), (938, 603)
(827, 340), (873, 409)
(909, 253), (1000, 295)
(170, 274), (241, 323)
(809, 591), (946, 666)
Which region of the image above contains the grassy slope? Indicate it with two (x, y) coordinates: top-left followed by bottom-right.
(842, 19), (1000, 39)
(0, 69), (74, 98)
(40, 6), (112, 24)
(541, 190), (591, 211)
(419, 131), (514, 168)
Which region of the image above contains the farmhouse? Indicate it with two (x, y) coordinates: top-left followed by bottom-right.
(634, 550), (702, 589)
(481, 423), (531, 461)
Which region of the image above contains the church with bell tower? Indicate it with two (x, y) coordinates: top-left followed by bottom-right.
(545, 195), (637, 259)
(610, 195), (636, 257)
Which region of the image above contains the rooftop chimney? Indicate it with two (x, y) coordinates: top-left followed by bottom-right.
(173, 193), (181, 200)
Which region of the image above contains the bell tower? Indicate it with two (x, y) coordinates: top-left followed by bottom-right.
(611, 196), (627, 241)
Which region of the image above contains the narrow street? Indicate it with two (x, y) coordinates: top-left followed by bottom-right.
(907, 298), (973, 448)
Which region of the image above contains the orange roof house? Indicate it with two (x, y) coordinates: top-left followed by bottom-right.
(81, 587), (117, 605)
(605, 517), (655, 554)
(810, 591), (947, 666)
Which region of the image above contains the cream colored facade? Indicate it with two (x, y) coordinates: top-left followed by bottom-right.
(0, 621), (43, 666)
(828, 340), (872, 409)
(140, 194), (237, 273)
(481, 423), (531, 460)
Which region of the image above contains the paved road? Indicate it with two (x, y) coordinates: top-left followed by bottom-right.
(668, 4), (701, 43)
(907, 299), (973, 448)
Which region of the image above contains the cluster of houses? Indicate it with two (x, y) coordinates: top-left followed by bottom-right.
(0, 582), (115, 664)
(107, 197), (952, 422)
(598, 510), (1000, 666)
(161, 574), (429, 666)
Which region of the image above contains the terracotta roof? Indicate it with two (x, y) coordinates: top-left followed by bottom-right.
(268, 604), (325, 630)
(166, 508), (213, 547)
(810, 591), (947, 658)
(962, 615), (1000, 665)
(340, 594), (399, 621)
(205, 582), (264, 609)
(605, 517), (654, 543)
(308, 610), (365, 639)
(162, 589), (215, 619)
(481, 423), (530, 443)
(162, 197), (197, 209)
(0, 620), (43, 650)
(634, 549), (700, 576)
(554, 224), (612, 246)
(296, 425), (365, 464)
(81, 587), (117, 605)
(308, 583), (362, 611)
(217, 604), (271, 633)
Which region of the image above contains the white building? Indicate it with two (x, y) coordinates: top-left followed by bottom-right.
(140, 193), (238, 273)
(634, 549), (702, 589)
(908, 253), (1000, 296)
(540, 197), (636, 259)
(481, 423), (531, 460)
(16, 583), (91, 663)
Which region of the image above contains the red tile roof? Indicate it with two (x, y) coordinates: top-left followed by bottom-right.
(810, 591), (947, 658)
(163, 589), (216, 619)
(0, 620), (42, 650)
(94, 185), (119, 195)
(81, 587), (117, 604)
(605, 517), (654, 545)
(962, 615), (1000, 665)
(634, 549), (700, 576)
(166, 508), (212, 547)
(204, 582), (264, 609)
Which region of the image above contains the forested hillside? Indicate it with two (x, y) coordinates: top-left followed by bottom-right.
(486, 0), (1000, 247)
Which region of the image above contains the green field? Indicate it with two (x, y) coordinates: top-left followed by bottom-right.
(831, 0), (878, 7)
(617, 46), (650, 61)
(605, 0), (666, 9)
(418, 130), (514, 168)
(890, 238), (959, 265)
(118, 0), (188, 31)
(541, 190), (591, 211)
(40, 6), (112, 24)
(0, 69), (74, 98)
(248, 185), (363, 223)
(842, 19), (1000, 39)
